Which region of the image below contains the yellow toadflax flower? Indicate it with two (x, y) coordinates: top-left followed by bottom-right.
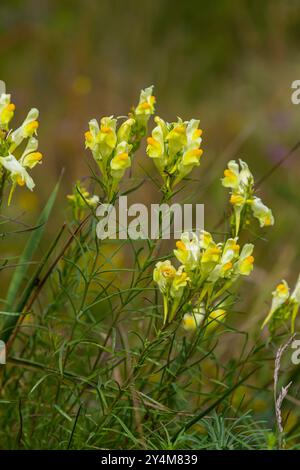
(146, 116), (203, 195)
(182, 304), (226, 332)
(174, 232), (201, 271)
(170, 266), (189, 299)
(0, 94), (16, 129)
(10, 108), (39, 150)
(153, 260), (177, 295)
(153, 260), (189, 324)
(0, 145), (43, 204)
(235, 244), (254, 276)
(262, 275), (300, 333)
(0, 94), (43, 205)
(84, 88), (155, 202)
(67, 181), (99, 219)
(110, 142), (132, 181)
(222, 159), (274, 235)
(182, 304), (206, 331)
(134, 86), (156, 126)
(251, 197), (274, 227)
(261, 280), (290, 331)
(208, 238), (240, 282)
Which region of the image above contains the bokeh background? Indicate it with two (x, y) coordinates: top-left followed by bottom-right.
(1, 0), (300, 342)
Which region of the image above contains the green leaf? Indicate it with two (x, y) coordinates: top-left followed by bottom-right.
(171, 366), (260, 443)
(1, 178), (61, 342)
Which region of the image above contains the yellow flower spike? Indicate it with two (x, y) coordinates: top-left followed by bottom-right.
(147, 115), (204, 190)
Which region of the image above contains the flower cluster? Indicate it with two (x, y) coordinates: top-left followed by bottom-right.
(222, 159), (274, 236)
(0, 92), (42, 204)
(153, 260), (189, 324)
(153, 230), (254, 326)
(146, 117), (203, 197)
(67, 181), (99, 220)
(262, 275), (300, 333)
(174, 230), (254, 286)
(85, 87), (155, 202)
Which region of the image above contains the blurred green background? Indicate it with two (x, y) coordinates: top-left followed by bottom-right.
(1, 0), (300, 336)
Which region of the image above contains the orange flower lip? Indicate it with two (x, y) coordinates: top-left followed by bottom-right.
(223, 261), (233, 271)
(101, 126), (112, 134)
(116, 152), (129, 161)
(190, 148), (203, 157)
(194, 128), (202, 138)
(140, 102), (151, 110)
(176, 240), (186, 251)
(25, 120), (39, 132)
(147, 136), (159, 147)
(173, 125), (186, 134)
(6, 103), (15, 112)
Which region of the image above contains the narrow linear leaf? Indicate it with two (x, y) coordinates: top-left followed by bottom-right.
(1, 177), (62, 342)
(172, 366), (260, 443)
